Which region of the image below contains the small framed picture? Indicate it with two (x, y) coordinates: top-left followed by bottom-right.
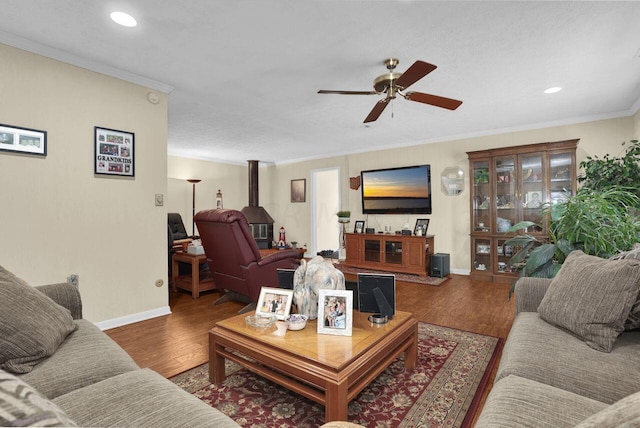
(0, 123), (47, 156)
(317, 289), (353, 336)
(414, 219), (430, 236)
(256, 287), (294, 320)
(353, 220), (365, 233)
(94, 126), (135, 177)
(291, 178), (306, 203)
(526, 191), (542, 208)
(477, 244), (491, 254)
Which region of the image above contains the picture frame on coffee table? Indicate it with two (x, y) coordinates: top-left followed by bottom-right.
(317, 289), (353, 336)
(256, 287), (294, 320)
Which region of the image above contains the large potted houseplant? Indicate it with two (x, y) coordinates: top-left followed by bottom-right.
(578, 139), (640, 203)
(504, 187), (640, 295)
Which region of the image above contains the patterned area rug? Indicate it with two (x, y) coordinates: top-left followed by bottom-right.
(170, 323), (501, 427)
(333, 263), (449, 286)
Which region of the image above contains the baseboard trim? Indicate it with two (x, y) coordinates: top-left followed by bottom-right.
(95, 306), (172, 331)
(451, 268), (470, 276)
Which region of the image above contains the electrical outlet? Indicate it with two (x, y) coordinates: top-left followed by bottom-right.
(155, 194), (164, 206)
(67, 274), (79, 288)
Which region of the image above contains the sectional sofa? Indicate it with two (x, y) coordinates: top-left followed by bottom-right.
(0, 265), (239, 427)
(476, 250), (640, 427)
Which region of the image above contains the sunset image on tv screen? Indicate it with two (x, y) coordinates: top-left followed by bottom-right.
(361, 165), (431, 214)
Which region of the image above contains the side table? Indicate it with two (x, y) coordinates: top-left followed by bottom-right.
(171, 251), (215, 299)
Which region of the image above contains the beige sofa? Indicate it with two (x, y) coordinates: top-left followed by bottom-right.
(476, 250), (640, 427)
(0, 265), (239, 427)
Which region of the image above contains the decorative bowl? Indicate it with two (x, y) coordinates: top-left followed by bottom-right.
(245, 314), (277, 331)
(285, 314), (308, 331)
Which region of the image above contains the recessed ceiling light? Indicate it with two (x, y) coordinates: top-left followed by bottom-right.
(110, 11), (137, 27)
(544, 87), (562, 94)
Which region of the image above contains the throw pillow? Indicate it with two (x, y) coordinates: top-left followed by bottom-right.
(0, 369), (77, 427)
(574, 390), (640, 427)
(610, 244), (640, 330)
(0, 265), (77, 374)
(538, 251), (640, 352)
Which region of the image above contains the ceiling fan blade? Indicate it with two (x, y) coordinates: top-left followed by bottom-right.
(317, 90), (378, 95)
(404, 91), (463, 110)
(364, 99), (389, 123)
(394, 61), (437, 90)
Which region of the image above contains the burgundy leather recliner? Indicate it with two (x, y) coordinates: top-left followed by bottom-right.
(194, 209), (300, 312)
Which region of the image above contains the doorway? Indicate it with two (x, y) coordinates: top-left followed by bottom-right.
(310, 167), (340, 256)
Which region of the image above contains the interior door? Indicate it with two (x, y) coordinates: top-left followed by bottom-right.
(310, 167), (340, 256)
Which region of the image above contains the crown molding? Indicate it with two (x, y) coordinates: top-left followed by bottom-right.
(0, 30), (174, 94)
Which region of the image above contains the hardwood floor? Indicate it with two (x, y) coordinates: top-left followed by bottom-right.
(105, 273), (515, 423)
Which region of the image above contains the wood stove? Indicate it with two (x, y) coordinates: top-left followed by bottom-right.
(240, 160), (274, 249)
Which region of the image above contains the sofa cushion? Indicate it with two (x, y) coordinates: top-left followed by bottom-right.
(610, 244), (640, 330)
(574, 390), (640, 427)
(475, 375), (606, 428)
(0, 368), (77, 427)
(537, 251), (640, 352)
(496, 312), (640, 404)
(53, 368), (239, 428)
(0, 265), (78, 374)
(18, 319), (139, 399)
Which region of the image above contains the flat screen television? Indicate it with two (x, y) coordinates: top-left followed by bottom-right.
(361, 164), (432, 214)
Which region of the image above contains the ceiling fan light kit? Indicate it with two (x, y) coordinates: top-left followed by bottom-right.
(318, 58), (463, 123)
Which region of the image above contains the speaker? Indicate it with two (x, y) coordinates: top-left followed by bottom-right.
(430, 253), (450, 278)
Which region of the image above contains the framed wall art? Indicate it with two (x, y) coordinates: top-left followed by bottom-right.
(290, 178), (306, 203)
(256, 286), (294, 320)
(317, 289), (353, 336)
(0, 123), (47, 156)
(94, 126), (135, 177)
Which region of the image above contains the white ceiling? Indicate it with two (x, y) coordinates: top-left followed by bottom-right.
(2, 1), (640, 165)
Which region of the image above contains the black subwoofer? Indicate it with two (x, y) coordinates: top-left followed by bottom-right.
(430, 253), (450, 278)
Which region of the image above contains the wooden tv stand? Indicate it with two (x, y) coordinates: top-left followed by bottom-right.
(344, 233), (435, 276)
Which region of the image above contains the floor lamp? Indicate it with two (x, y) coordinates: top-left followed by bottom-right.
(187, 179), (201, 237)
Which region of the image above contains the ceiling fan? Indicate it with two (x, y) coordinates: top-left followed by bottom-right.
(318, 58), (462, 123)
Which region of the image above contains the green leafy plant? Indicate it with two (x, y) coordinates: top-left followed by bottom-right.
(474, 169), (489, 184)
(578, 140), (640, 204)
(504, 187), (640, 295)
(336, 210), (351, 218)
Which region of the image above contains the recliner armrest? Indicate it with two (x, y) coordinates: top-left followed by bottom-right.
(35, 283), (83, 320)
(257, 250), (301, 267)
(514, 277), (552, 315)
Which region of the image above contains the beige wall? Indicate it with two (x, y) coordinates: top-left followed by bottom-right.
(167, 156), (247, 233)
(0, 44), (169, 325)
(169, 116), (634, 273)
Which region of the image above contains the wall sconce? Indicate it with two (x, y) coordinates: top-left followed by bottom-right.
(441, 166), (465, 196)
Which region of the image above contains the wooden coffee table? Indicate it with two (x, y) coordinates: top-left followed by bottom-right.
(209, 310), (417, 422)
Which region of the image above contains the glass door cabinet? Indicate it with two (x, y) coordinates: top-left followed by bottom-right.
(467, 140), (578, 283)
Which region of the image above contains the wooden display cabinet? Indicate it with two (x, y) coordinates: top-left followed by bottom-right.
(345, 233), (435, 276)
(467, 139), (578, 283)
